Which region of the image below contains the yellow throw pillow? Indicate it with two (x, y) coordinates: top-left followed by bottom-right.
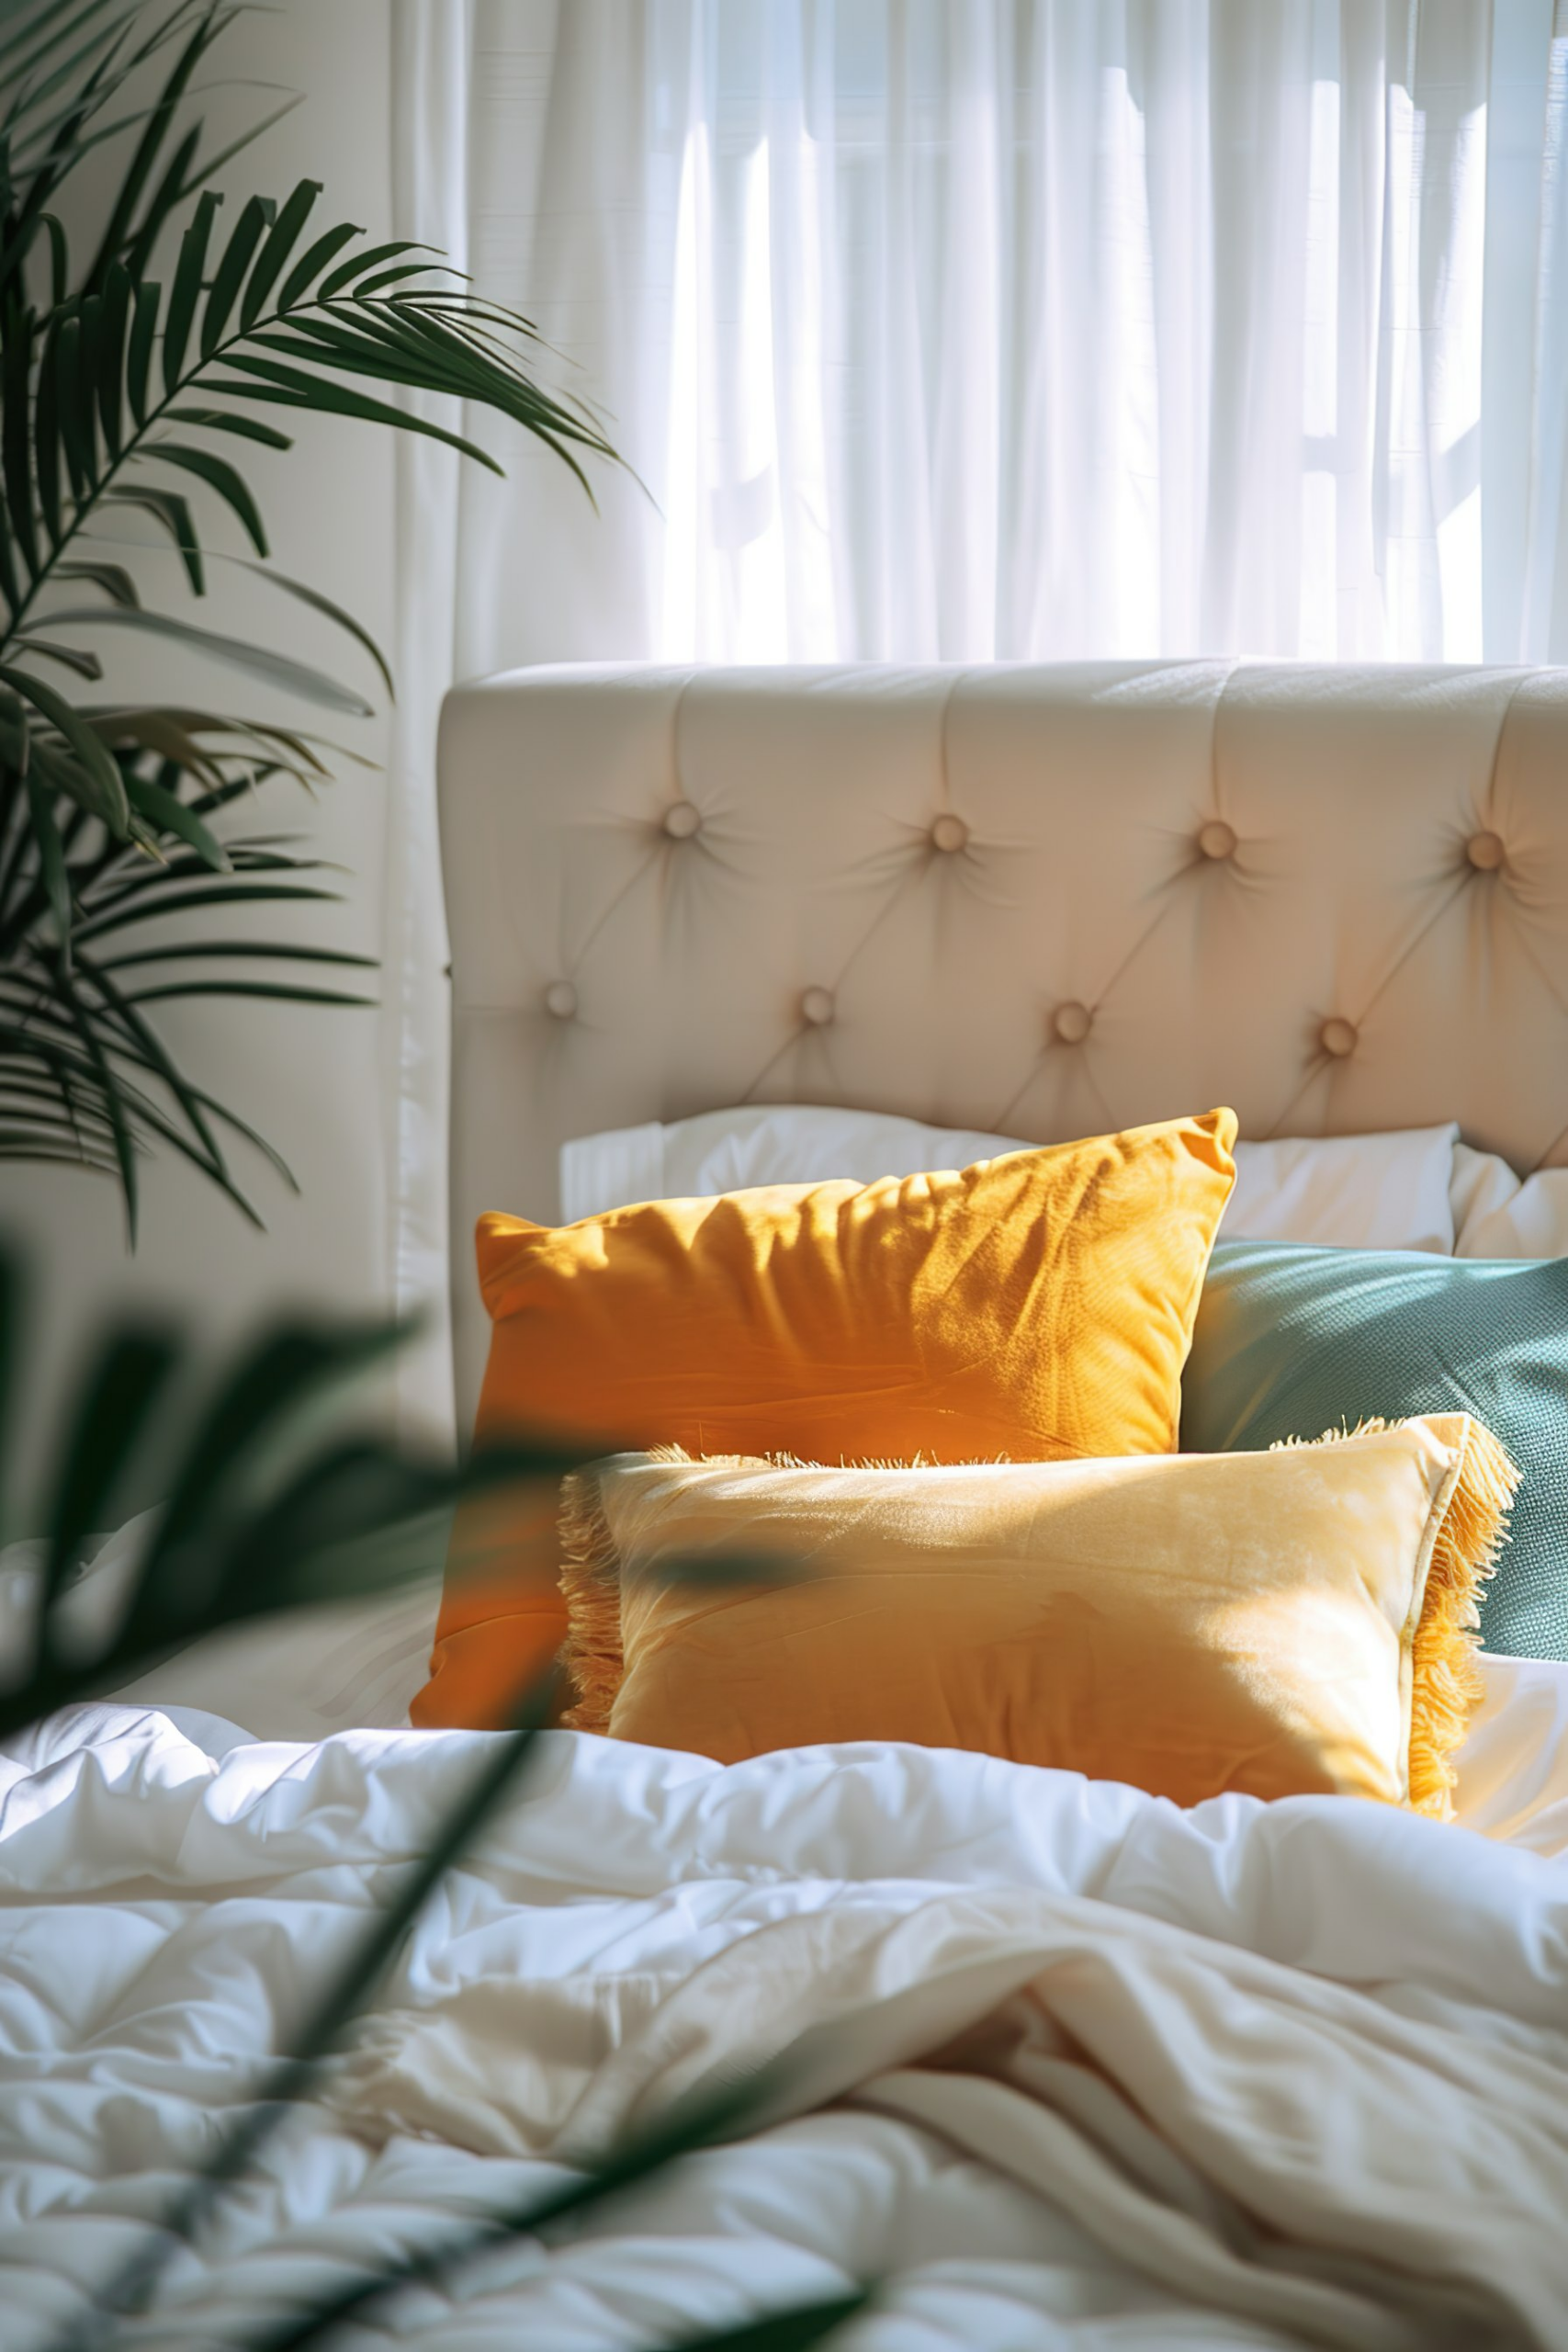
(560, 1417), (1517, 1817)
(413, 1108), (1238, 1729)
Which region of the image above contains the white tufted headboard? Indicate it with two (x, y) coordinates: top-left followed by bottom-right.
(439, 660), (1568, 1430)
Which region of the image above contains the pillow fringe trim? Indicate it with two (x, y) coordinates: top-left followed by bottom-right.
(558, 1444), (971, 1732)
(1409, 1417), (1518, 1818)
(1274, 1416), (1518, 1820)
(558, 1469), (624, 1735)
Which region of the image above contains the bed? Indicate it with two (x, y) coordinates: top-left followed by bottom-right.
(6, 662), (1568, 2350)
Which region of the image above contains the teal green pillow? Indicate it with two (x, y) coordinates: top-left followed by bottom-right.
(1183, 1240), (1568, 1660)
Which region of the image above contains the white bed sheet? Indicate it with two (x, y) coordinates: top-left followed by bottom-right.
(0, 1703), (1565, 2351)
(0, 1513), (441, 1747)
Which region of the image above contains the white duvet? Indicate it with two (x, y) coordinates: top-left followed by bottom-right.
(2, 1683), (1567, 2352)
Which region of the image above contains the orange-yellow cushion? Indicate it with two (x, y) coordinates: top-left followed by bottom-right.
(412, 1108), (1238, 1727)
(560, 1418), (1517, 1816)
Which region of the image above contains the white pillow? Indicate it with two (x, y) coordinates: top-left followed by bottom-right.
(562, 1105), (1032, 1221)
(1451, 1143), (1568, 1261)
(0, 1512), (437, 1743)
(101, 1584), (439, 1742)
(1224, 1125), (1458, 1252)
(562, 1105), (1464, 1254)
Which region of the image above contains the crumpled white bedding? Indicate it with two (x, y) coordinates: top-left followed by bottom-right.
(2, 1693), (1566, 2352)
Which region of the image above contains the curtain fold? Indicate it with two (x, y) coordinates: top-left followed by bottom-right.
(385, 0), (473, 1443)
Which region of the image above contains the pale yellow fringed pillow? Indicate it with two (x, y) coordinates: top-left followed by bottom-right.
(560, 1416), (1517, 1816)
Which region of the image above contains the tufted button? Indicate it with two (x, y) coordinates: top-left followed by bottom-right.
(543, 980), (578, 1022)
(1053, 1001), (1093, 1046)
(800, 986), (835, 1027)
(1197, 819), (1237, 862)
(930, 812), (969, 854)
(1319, 1015), (1358, 1059)
(1467, 829), (1506, 873)
(662, 798), (703, 841)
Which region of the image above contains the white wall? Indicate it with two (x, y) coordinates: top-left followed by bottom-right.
(5, 2), (402, 1501)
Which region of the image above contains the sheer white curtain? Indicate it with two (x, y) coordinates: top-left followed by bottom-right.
(388, 0), (1568, 1430)
(430, 0), (1568, 674)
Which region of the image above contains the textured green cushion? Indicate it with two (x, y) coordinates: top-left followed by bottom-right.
(1184, 1240), (1568, 1660)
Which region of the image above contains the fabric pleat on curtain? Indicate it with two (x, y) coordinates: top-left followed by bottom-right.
(389, 0), (1568, 1435)
(385, 0), (472, 1442)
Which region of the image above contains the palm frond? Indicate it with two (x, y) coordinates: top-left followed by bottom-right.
(0, 742), (372, 1238)
(0, 4), (219, 292)
(30, 605), (377, 711)
(0, 1231), (863, 2352)
(0, 1242), (594, 2347)
(0, 0), (616, 1231)
(0, 1261), (588, 1735)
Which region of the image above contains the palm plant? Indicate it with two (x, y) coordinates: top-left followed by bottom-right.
(0, 0), (615, 1235)
(0, 1236), (869, 2352)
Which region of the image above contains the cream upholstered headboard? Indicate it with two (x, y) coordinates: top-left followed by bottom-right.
(439, 660), (1568, 1429)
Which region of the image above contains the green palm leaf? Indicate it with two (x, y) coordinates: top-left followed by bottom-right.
(52, 557), (138, 604)
(223, 555), (391, 695)
(39, 946), (141, 1217)
(275, 219), (360, 311)
(0, 661), (128, 825)
(33, 321), (65, 539)
(95, 258), (130, 451)
(166, 403), (291, 448)
(138, 439), (267, 553)
(0, 1000), (262, 1229)
(161, 184), (220, 390)
(655, 2300), (873, 2352)
(24, 766), (71, 938)
(239, 176), (320, 327)
(201, 188), (272, 354)
(83, 6), (222, 289)
(51, 306), (91, 491)
(38, 209), (69, 303)
(203, 358), (511, 471)
(92, 939), (374, 972)
(73, 937), (231, 1173)
(2, 303), (39, 574)
(124, 276), (158, 419)
(33, 606), (374, 712)
(36, 1322), (181, 1613)
(101, 483), (204, 589)
(12, 633), (101, 677)
(73, 880), (344, 941)
(122, 766), (228, 868)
